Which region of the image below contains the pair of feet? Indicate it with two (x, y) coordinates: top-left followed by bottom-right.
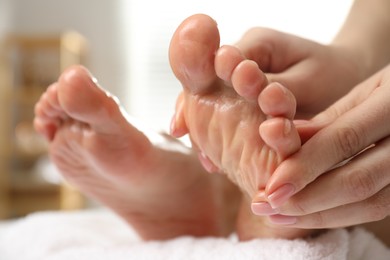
(34, 14), (311, 240)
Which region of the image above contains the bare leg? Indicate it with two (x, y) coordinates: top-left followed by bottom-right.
(34, 66), (240, 240)
(169, 14), (314, 240)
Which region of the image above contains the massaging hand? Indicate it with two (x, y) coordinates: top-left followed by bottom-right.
(233, 2), (390, 228)
(236, 0), (390, 121)
(234, 27), (365, 118)
(258, 65), (390, 228)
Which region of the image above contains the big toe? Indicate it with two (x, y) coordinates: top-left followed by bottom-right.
(57, 65), (123, 133)
(169, 14), (220, 95)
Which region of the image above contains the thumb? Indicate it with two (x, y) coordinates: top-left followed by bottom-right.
(234, 28), (308, 73)
(293, 72), (378, 144)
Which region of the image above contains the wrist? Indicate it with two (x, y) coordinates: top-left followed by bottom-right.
(327, 44), (368, 91)
(330, 0), (390, 79)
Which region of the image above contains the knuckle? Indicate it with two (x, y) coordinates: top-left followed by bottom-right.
(310, 211), (326, 228)
(343, 167), (377, 202)
(243, 27), (272, 38)
(373, 209), (387, 222)
(367, 188), (390, 221)
(367, 203), (388, 222)
(243, 27), (261, 37)
(289, 197), (309, 215)
(334, 126), (362, 159)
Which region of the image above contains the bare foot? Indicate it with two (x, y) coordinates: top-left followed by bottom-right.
(34, 65), (240, 240)
(169, 14), (313, 240)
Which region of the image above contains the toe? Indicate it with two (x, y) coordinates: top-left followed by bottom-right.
(33, 117), (58, 141)
(259, 82), (296, 120)
(169, 14), (220, 95)
(259, 118), (301, 159)
(170, 92), (188, 138)
(231, 60), (268, 101)
(258, 83), (300, 158)
(215, 45), (245, 84)
(57, 65), (123, 133)
(34, 84), (65, 140)
(34, 84), (64, 120)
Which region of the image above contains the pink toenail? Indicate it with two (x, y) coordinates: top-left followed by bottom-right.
(251, 202), (279, 216)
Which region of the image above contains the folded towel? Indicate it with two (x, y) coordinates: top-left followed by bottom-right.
(0, 209), (388, 260)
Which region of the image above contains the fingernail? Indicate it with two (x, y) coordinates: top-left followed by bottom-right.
(251, 202), (279, 216)
(268, 183), (295, 208)
(269, 215), (297, 225)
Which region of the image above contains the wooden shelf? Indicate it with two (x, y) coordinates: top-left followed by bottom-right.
(0, 31), (88, 219)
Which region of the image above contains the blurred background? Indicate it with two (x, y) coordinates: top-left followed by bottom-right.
(0, 0), (353, 219)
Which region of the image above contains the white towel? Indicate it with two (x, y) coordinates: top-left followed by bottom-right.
(0, 209), (388, 260)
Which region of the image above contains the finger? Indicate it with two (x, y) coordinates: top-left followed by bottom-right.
(292, 65), (385, 142)
(234, 27), (362, 116)
(266, 68), (390, 208)
(276, 136), (390, 216)
(266, 60), (355, 117)
(234, 28), (308, 73)
(293, 120), (325, 144)
(311, 66), (385, 123)
(269, 185), (390, 229)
